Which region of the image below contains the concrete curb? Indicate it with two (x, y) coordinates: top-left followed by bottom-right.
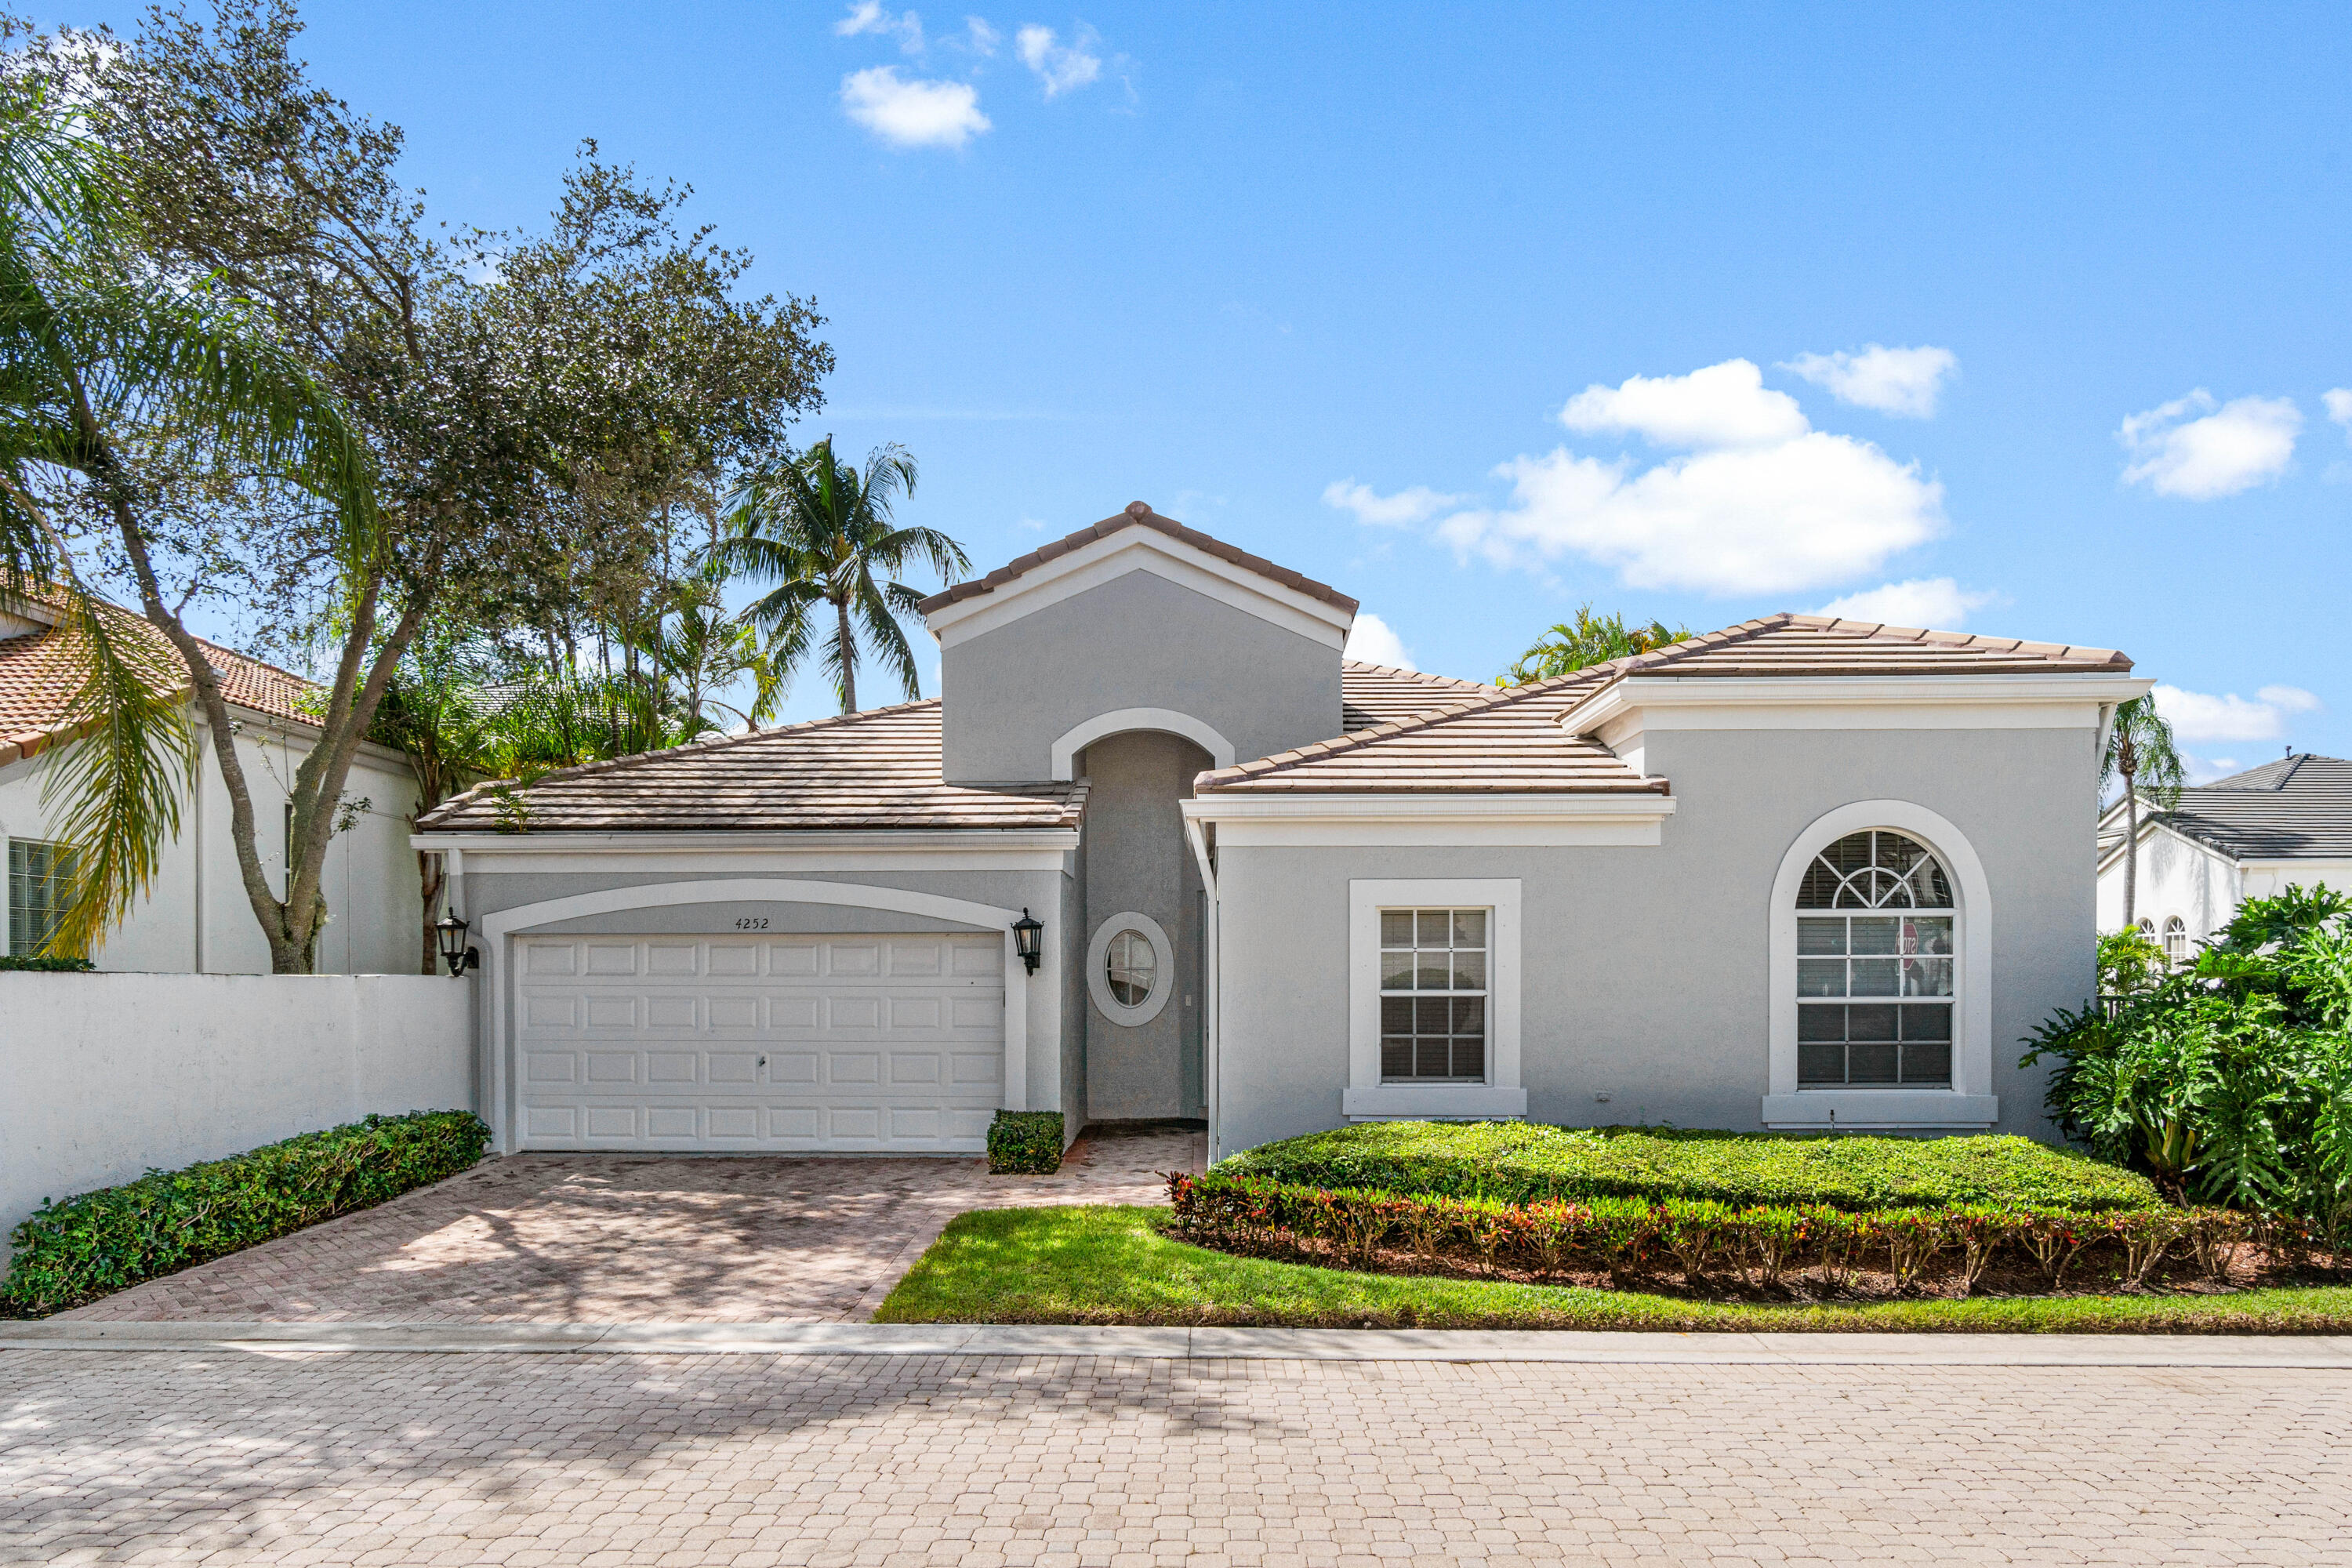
(7, 1320), (2352, 1366)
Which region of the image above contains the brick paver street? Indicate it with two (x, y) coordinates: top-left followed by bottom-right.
(59, 1125), (1203, 1324)
(2, 1346), (2348, 1566)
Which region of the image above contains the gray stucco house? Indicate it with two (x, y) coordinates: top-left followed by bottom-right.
(414, 502), (2150, 1160)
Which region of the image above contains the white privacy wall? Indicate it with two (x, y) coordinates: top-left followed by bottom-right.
(0, 973), (475, 1257)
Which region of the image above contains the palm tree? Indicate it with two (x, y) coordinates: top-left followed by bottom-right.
(1498, 604), (1692, 687)
(0, 91), (376, 956)
(716, 438), (970, 713)
(2103, 695), (2187, 929)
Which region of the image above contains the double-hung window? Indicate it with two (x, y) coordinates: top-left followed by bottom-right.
(1378, 907), (1489, 1083)
(7, 839), (74, 957)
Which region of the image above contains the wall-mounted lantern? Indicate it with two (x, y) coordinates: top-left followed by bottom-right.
(434, 910), (480, 977)
(1011, 908), (1044, 975)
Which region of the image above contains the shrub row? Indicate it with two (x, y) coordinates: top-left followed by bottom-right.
(1167, 1171), (2270, 1297)
(0, 955), (96, 972)
(989, 1110), (1065, 1174)
(1216, 1121), (2161, 1214)
(2, 1110), (490, 1316)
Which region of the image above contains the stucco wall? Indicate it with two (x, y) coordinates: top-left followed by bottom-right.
(2096, 829), (2241, 946)
(1210, 725), (2102, 1156)
(938, 568), (1343, 783)
(0, 717), (423, 975)
(0, 972), (474, 1260)
(1079, 731), (1208, 1120)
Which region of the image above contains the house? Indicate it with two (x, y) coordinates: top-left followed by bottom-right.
(2096, 754), (2352, 963)
(0, 593), (423, 973)
(413, 502), (2149, 1160)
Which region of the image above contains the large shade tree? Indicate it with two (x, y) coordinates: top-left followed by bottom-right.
(717, 437), (968, 714)
(16, 2), (830, 970)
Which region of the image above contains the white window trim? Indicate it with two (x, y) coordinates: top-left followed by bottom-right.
(1345, 879), (1526, 1120)
(1765, 801), (1998, 1130)
(1087, 911), (1175, 1026)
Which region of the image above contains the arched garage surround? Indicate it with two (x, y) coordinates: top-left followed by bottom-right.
(475, 878), (1039, 1152)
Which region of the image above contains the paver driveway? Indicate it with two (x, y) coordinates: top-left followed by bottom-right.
(4, 1346), (2350, 1566)
(58, 1124), (1202, 1324)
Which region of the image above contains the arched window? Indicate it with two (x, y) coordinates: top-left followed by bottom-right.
(1795, 829), (1955, 1089)
(2136, 917), (2154, 938)
(2162, 916), (2189, 967)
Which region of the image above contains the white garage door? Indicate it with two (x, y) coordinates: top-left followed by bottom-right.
(514, 932), (1005, 1151)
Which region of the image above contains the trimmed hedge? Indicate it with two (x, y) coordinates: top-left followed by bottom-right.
(0, 955), (95, 972)
(1169, 1171), (2263, 1297)
(1216, 1121), (2161, 1214)
(2, 1110), (489, 1316)
(989, 1110), (1065, 1174)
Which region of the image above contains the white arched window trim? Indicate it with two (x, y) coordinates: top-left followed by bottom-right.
(1050, 709), (1236, 782)
(1765, 801), (1998, 1131)
(1087, 911), (1175, 1026)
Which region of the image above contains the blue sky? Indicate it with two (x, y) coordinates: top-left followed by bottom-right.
(51, 2), (2352, 775)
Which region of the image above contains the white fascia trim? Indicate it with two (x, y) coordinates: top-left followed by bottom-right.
(1052, 709), (1236, 780)
(1347, 878), (1522, 1120)
(925, 531), (1355, 650)
(1562, 672), (2155, 736)
(411, 829), (1078, 876)
(2096, 816), (2233, 877)
(1766, 800), (1996, 1123)
(1184, 793), (1674, 848)
(474, 877), (1040, 1152)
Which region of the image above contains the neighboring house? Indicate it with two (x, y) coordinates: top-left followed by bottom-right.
(0, 593), (423, 973)
(2096, 754), (2352, 963)
(414, 502), (2148, 1160)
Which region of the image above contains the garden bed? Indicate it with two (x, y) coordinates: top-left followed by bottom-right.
(873, 1207), (2352, 1332)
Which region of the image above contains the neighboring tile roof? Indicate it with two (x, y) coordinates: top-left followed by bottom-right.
(0, 598), (314, 767)
(917, 500), (1359, 617)
(416, 700), (1087, 834)
(1199, 613), (2134, 797)
(1339, 661), (1494, 730)
(2132, 755), (2352, 861)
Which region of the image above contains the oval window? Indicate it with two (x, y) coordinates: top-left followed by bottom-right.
(1105, 928), (1157, 1007)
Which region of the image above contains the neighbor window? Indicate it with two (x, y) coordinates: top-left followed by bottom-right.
(7, 839), (74, 957)
(2163, 916), (2189, 967)
(1378, 908), (1489, 1083)
(1795, 829), (1954, 1089)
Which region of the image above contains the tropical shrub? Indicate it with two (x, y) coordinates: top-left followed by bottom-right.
(0, 955), (96, 972)
(988, 1111), (1065, 1174)
(2, 1110), (488, 1316)
(2025, 887), (2352, 1246)
(1215, 1121), (2158, 1213)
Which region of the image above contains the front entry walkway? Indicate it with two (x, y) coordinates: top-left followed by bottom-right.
(56, 1124), (1203, 1325)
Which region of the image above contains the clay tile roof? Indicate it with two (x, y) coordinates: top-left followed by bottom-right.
(1339, 660), (1495, 730)
(415, 699), (1086, 835)
(1592, 612), (2135, 681)
(0, 597), (314, 768)
(916, 500), (1359, 617)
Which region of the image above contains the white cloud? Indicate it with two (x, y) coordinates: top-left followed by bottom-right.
(1344, 612), (1417, 670)
(1813, 577), (1997, 630)
(840, 67), (991, 149)
(964, 16), (1000, 53)
(1435, 359), (1945, 596)
(2325, 387), (2352, 432)
(1559, 359), (1807, 449)
(2183, 753), (2245, 786)
(1322, 479), (1465, 528)
(1016, 24), (1102, 96)
(2118, 390), (2301, 499)
(2151, 683), (2321, 743)
(835, 1), (924, 51)
(1782, 344), (1958, 418)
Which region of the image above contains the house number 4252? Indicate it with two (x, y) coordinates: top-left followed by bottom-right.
(734, 916), (769, 930)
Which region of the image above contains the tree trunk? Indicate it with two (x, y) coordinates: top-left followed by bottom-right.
(417, 849), (445, 977)
(836, 597), (858, 714)
(2123, 777), (2140, 930)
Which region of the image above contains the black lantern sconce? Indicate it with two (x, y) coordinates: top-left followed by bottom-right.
(1011, 908), (1044, 975)
(434, 910), (480, 977)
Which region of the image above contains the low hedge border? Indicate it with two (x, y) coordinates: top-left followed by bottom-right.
(0, 955), (96, 972)
(989, 1110), (1065, 1174)
(2, 1109), (490, 1316)
(1216, 1122), (2162, 1213)
(1167, 1171), (2307, 1298)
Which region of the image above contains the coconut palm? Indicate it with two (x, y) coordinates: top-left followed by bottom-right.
(2103, 694), (2188, 930)
(1498, 604), (1692, 687)
(0, 91), (376, 956)
(716, 438), (969, 713)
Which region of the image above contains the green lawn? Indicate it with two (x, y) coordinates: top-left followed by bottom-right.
(873, 1206), (2352, 1334)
